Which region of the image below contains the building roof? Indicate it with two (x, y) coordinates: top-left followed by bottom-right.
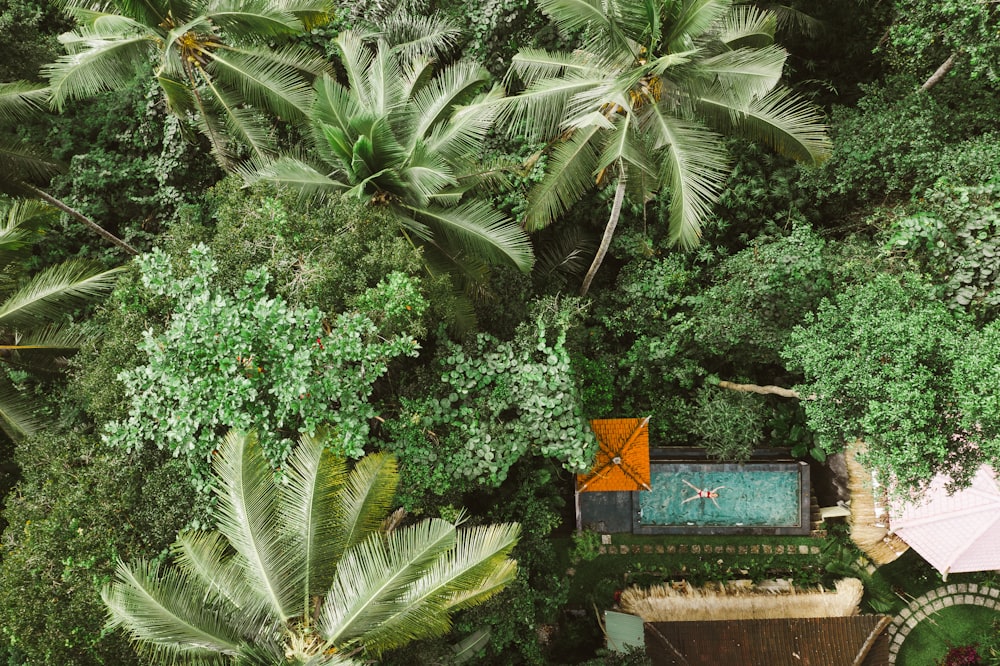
(644, 616), (891, 666)
(577, 417), (651, 493)
(891, 465), (1000, 577)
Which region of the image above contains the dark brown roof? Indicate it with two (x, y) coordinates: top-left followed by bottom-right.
(644, 616), (891, 666)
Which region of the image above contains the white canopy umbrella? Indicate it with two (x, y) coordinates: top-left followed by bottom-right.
(891, 466), (1000, 579)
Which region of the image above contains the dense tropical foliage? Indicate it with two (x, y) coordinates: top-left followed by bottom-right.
(0, 0), (997, 662)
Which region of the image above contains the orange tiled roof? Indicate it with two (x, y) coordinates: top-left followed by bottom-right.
(577, 417), (651, 493)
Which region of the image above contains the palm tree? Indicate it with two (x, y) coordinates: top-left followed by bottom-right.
(103, 429), (520, 664)
(246, 30), (534, 276)
(0, 198), (124, 438)
(501, 0), (831, 294)
(43, 0), (333, 167)
(0, 80), (137, 254)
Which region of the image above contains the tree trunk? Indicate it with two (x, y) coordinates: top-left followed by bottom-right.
(579, 166), (626, 297)
(25, 185), (138, 256)
(716, 380), (817, 400)
(921, 52), (957, 91)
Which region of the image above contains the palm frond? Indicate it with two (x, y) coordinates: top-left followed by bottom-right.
(497, 74), (606, 141)
(363, 41), (405, 118)
(172, 530), (267, 618)
(203, 0), (304, 38)
(372, 12), (461, 62)
(508, 48), (601, 86)
(0, 262), (123, 329)
(664, 0), (733, 49)
(0, 82), (50, 121)
(422, 88), (501, 163)
(749, 2), (823, 38)
(313, 75), (364, 134)
(641, 106), (729, 248)
(595, 113), (655, 179)
(720, 3), (776, 48)
(207, 49), (316, 118)
(0, 141), (62, 194)
(697, 84), (831, 162)
(355, 522), (519, 654)
(319, 518), (457, 651)
(195, 74), (276, 163)
(11, 322), (93, 350)
(404, 201), (534, 272)
(333, 452), (399, 561)
(401, 143), (456, 201)
(45, 33), (156, 110)
(695, 45), (787, 102)
(411, 60), (489, 142)
(336, 32), (376, 112)
(102, 558), (247, 659)
(280, 431), (347, 606)
(522, 124), (603, 231)
(98, 0), (168, 28)
(535, 0), (611, 36)
(212, 429), (300, 622)
(0, 374), (41, 439)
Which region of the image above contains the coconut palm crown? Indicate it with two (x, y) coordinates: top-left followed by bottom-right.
(501, 0), (831, 293)
(102, 429), (520, 664)
(43, 0), (334, 166)
(246, 29), (534, 276)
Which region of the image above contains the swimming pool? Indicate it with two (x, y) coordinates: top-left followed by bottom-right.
(632, 462), (811, 536)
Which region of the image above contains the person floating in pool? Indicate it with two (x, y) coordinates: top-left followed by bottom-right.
(681, 479), (725, 508)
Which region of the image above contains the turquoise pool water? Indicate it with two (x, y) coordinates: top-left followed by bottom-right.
(638, 464), (802, 527)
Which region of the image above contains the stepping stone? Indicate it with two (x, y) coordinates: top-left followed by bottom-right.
(679, 545), (689, 553)
(943, 597), (956, 607)
(656, 545), (664, 554)
(751, 545), (760, 554)
(947, 584), (959, 594)
(965, 595), (977, 605)
(810, 546), (820, 554)
(725, 545), (735, 554)
(667, 545), (676, 554)
(643, 545), (653, 553)
(714, 546), (723, 554)
(905, 617), (919, 629)
(738, 545), (747, 554)
(691, 545), (701, 554)
(990, 588), (1000, 598)
(599, 546), (607, 555)
(799, 545), (809, 554)
(620, 545), (630, 554)
(763, 545), (772, 554)
(969, 584), (979, 594)
(914, 610), (927, 621)
(775, 545), (784, 554)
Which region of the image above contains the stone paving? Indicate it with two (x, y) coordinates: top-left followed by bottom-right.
(596, 540), (823, 557)
(887, 583), (1000, 664)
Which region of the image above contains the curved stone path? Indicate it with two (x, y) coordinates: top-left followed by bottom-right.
(888, 583), (1000, 663)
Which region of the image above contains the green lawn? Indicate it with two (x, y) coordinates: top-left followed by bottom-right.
(896, 605), (1000, 666)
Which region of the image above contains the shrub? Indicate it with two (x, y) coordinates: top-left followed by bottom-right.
(104, 245), (426, 492)
(0, 431), (194, 666)
(386, 297), (596, 498)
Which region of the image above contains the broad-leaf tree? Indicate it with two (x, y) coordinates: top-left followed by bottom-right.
(247, 30), (534, 277)
(103, 429), (520, 664)
(0, 198), (124, 438)
(501, 0), (831, 294)
(43, 0), (333, 166)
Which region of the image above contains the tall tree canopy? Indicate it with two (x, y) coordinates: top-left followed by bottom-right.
(44, 0), (333, 166)
(248, 30), (534, 276)
(501, 0), (831, 293)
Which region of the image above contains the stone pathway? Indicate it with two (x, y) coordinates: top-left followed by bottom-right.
(887, 583), (1000, 664)
(596, 538), (822, 557)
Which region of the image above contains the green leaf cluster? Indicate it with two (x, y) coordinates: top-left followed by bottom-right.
(388, 298), (596, 494)
(104, 244), (427, 489)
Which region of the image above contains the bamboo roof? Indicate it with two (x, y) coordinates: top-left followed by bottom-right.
(577, 417), (651, 493)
